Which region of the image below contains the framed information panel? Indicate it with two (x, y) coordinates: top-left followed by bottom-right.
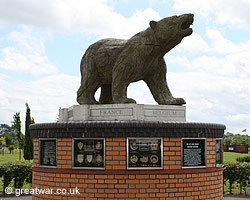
(216, 138), (223, 167)
(127, 138), (163, 169)
(73, 138), (105, 169)
(39, 139), (57, 167)
(182, 138), (206, 168)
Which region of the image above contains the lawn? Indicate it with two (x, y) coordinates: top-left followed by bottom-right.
(0, 148), (25, 163)
(223, 152), (250, 163)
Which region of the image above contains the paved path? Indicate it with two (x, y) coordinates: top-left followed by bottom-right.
(0, 195), (249, 200)
(223, 196), (250, 200)
(0, 196), (31, 200)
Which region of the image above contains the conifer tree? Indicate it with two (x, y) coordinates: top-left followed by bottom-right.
(12, 112), (22, 160)
(24, 103), (34, 160)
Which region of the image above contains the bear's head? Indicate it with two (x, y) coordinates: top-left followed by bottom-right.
(150, 14), (194, 49)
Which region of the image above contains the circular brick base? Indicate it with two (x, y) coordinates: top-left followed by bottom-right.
(31, 121), (225, 200)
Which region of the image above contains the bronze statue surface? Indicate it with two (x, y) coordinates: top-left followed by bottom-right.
(77, 14), (194, 105)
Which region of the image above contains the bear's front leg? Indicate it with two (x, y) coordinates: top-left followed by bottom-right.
(145, 59), (186, 105)
(145, 77), (185, 105)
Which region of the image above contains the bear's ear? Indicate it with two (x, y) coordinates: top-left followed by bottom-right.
(150, 20), (157, 30)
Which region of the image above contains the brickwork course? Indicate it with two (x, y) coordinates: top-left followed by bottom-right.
(32, 137), (224, 200)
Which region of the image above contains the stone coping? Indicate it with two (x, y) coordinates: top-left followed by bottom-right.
(30, 121), (225, 138)
(59, 104), (186, 122)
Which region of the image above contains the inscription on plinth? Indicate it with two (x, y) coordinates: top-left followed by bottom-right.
(90, 108), (133, 117)
(144, 109), (185, 117)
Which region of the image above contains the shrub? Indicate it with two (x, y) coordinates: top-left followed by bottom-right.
(0, 161), (32, 194)
(223, 163), (238, 194)
(223, 162), (250, 195)
(236, 162), (250, 194)
(236, 156), (250, 163)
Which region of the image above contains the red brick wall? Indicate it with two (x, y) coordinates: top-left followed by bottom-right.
(32, 138), (223, 200)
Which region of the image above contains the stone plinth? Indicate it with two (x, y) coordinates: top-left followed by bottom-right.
(31, 121), (225, 200)
(59, 104), (186, 122)
(31, 104), (225, 200)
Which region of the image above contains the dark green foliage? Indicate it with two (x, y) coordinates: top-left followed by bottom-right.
(12, 112), (22, 145)
(24, 103), (34, 160)
(4, 134), (13, 146)
(236, 156), (250, 163)
(1, 163), (14, 194)
(223, 163), (250, 194)
(0, 124), (15, 136)
(223, 163), (239, 194)
(236, 163), (250, 194)
(1, 123), (17, 147)
(8, 145), (15, 154)
(12, 112), (23, 160)
(224, 132), (250, 147)
(0, 161), (32, 194)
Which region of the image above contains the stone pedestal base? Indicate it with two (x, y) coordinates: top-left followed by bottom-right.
(59, 104), (186, 122)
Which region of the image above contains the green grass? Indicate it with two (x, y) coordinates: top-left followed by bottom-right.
(223, 152), (250, 163)
(224, 180), (250, 194)
(0, 148), (25, 164)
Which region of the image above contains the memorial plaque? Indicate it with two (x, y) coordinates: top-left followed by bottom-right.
(39, 139), (57, 167)
(216, 139), (223, 165)
(182, 139), (206, 168)
(73, 139), (105, 169)
(127, 138), (162, 169)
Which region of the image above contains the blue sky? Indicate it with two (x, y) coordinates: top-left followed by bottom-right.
(0, 0), (250, 135)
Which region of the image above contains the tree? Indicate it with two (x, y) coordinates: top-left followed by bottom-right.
(0, 124), (16, 144)
(223, 132), (250, 147)
(4, 134), (13, 147)
(0, 136), (6, 155)
(24, 103), (34, 160)
(0, 124), (13, 135)
(0, 136), (6, 147)
(12, 112), (22, 160)
(8, 145), (14, 154)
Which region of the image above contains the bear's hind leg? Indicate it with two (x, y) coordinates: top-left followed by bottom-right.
(77, 84), (99, 105)
(77, 59), (100, 105)
(99, 84), (113, 104)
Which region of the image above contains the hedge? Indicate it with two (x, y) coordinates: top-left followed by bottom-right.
(236, 156), (250, 163)
(223, 162), (250, 194)
(0, 161), (32, 195)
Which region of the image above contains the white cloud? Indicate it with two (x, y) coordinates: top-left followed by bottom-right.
(172, 51), (250, 78)
(227, 114), (249, 122)
(173, 0), (250, 29)
(0, 0), (160, 38)
(0, 74), (79, 128)
(174, 32), (210, 54)
(169, 28), (250, 78)
(0, 27), (58, 75)
(123, 71), (250, 134)
(206, 29), (237, 54)
(167, 72), (250, 132)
